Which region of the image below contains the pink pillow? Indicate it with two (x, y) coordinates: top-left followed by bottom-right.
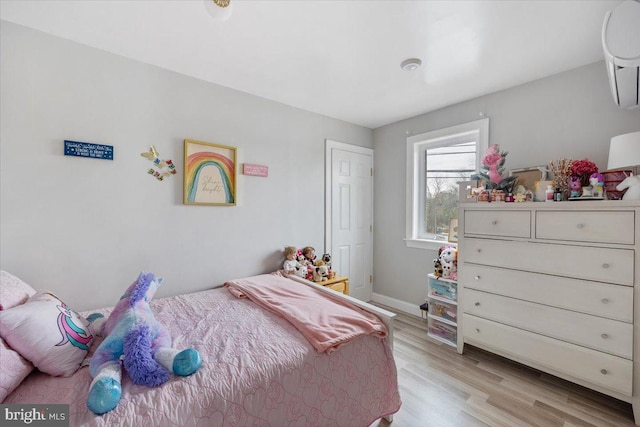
(0, 271), (36, 310)
(0, 337), (33, 402)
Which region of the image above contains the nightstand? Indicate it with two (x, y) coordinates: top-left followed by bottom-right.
(315, 275), (349, 295)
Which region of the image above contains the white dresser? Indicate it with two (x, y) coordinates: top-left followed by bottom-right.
(457, 201), (640, 424)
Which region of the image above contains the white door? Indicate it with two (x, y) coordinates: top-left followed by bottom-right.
(325, 140), (373, 301)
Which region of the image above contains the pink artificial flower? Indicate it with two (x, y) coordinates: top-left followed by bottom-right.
(482, 144), (504, 184)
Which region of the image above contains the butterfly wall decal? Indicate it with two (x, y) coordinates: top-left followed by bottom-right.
(140, 145), (159, 161)
(141, 146), (176, 181)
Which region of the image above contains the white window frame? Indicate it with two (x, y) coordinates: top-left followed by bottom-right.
(405, 118), (489, 250)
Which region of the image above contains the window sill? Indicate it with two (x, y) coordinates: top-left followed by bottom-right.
(405, 238), (456, 250)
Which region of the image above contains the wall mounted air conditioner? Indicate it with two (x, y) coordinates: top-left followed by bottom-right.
(602, 0), (640, 109)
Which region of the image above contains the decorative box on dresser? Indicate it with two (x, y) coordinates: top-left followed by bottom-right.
(457, 200), (640, 425)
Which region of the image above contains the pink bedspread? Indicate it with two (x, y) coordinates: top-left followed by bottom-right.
(6, 280), (401, 426)
(225, 273), (387, 354)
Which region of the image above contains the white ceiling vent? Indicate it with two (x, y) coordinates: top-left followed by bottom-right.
(602, 0), (640, 109)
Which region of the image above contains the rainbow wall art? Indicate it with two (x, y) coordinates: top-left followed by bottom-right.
(183, 140), (236, 205)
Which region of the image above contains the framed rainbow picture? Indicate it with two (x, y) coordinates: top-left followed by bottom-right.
(183, 139), (236, 206)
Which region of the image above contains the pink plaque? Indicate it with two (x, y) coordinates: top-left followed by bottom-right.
(243, 163), (269, 177)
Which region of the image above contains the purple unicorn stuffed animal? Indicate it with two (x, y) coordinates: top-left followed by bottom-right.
(86, 272), (202, 415)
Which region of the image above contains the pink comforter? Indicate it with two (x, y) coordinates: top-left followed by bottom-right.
(6, 279), (401, 427)
(225, 273), (387, 353)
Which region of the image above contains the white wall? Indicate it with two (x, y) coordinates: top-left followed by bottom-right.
(372, 61), (640, 314)
(0, 22), (372, 311)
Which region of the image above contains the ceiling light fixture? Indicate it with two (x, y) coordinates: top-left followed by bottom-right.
(401, 58), (422, 71)
(204, 0), (233, 22)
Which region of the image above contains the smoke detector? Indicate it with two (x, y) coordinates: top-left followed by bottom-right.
(401, 58), (422, 71)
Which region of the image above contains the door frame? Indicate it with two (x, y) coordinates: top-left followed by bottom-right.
(324, 139), (374, 299)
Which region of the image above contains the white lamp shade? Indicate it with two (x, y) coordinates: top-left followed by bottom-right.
(204, 0), (233, 22)
(607, 131), (640, 170)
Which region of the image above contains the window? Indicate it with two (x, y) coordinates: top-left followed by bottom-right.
(405, 118), (488, 249)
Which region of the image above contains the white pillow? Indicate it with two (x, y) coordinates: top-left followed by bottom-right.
(0, 290), (93, 377)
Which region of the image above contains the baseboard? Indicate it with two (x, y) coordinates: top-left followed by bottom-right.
(372, 292), (422, 317)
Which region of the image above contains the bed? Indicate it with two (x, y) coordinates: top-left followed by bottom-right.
(0, 271), (401, 426)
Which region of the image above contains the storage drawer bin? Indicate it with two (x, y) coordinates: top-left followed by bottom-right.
(428, 299), (457, 323)
(428, 276), (457, 301)
(428, 318), (457, 346)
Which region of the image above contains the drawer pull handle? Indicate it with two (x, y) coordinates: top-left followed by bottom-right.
(476, 248), (482, 253)
(474, 302), (480, 306)
(601, 369), (608, 375)
(576, 223), (585, 229)
(601, 298), (609, 304)
(491, 220), (498, 225)
(475, 328), (480, 333)
(475, 275), (481, 280)
(601, 333), (609, 339)
(602, 263), (610, 269)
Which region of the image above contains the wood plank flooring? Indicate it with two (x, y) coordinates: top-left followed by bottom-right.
(370, 306), (636, 427)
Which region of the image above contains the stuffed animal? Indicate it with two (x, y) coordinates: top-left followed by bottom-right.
(86, 272), (202, 415)
(438, 246), (458, 280)
(433, 259), (443, 277)
(321, 253), (332, 269)
(312, 265), (329, 282)
(296, 249), (308, 265)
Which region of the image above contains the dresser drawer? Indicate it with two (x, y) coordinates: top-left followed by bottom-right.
(463, 314), (633, 396)
(463, 238), (634, 286)
(464, 210), (531, 238)
(536, 211), (635, 245)
(463, 289), (632, 359)
(462, 264), (633, 322)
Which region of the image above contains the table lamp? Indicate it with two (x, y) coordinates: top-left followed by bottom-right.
(607, 131), (640, 200)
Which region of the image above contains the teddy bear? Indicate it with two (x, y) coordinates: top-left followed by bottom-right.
(438, 246), (458, 280)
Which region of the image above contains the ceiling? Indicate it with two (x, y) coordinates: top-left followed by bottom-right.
(0, 0), (623, 129)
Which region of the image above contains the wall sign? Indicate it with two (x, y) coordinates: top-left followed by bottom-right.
(64, 140), (114, 160)
(242, 163), (268, 177)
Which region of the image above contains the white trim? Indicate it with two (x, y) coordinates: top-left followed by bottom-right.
(405, 238), (453, 250)
(405, 118), (488, 248)
(372, 292), (423, 318)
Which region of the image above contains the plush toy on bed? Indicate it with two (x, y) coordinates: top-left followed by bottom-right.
(86, 272), (202, 415)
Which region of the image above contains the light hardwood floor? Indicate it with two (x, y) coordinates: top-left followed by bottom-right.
(371, 306), (636, 427)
